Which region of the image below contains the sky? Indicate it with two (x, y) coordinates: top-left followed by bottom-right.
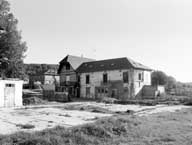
(7, 0), (192, 82)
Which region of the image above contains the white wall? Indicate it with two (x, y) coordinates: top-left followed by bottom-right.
(0, 80), (23, 107)
(133, 70), (151, 96)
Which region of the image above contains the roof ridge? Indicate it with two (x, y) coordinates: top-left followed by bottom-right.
(76, 57), (152, 73)
(81, 57), (127, 64)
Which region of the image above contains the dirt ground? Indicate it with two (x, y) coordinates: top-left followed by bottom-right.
(0, 101), (189, 135)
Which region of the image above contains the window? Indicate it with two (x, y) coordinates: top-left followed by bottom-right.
(97, 88), (100, 93)
(66, 75), (70, 82)
(111, 89), (117, 98)
(101, 88), (104, 93)
(86, 75), (90, 84)
(138, 72), (144, 81)
(5, 84), (15, 87)
(66, 64), (70, 70)
(77, 75), (81, 83)
(103, 73), (108, 83)
(123, 72), (129, 83)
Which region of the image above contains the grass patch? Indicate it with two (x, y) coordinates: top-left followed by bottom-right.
(1, 108), (192, 145)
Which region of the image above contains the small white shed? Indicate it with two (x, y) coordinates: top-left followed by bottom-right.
(0, 79), (23, 107)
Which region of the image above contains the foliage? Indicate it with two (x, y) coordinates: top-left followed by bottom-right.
(166, 76), (177, 89)
(151, 71), (168, 86)
(24, 64), (58, 76)
(0, 0), (27, 78)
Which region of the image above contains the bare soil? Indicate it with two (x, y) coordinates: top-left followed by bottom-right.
(0, 101), (188, 136)
(1, 107), (192, 145)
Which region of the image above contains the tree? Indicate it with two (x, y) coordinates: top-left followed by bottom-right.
(0, 0), (27, 79)
(166, 76), (176, 89)
(151, 71), (168, 86)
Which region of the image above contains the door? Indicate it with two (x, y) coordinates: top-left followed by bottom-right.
(86, 87), (91, 98)
(4, 83), (15, 107)
(100, 87), (108, 98)
(76, 87), (80, 98)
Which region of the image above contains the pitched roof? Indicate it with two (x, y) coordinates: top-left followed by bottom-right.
(58, 55), (95, 73)
(76, 57), (152, 73)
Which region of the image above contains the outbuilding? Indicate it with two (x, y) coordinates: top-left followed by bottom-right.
(0, 79), (23, 107)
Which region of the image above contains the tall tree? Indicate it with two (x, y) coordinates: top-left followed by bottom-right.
(151, 71), (168, 86)
(0, 0), (27, 78)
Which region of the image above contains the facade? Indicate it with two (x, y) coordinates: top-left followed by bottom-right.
(0, 79), (23, 107)
(29, 69), (60, 86)
(76, 57), (152, 100)
(57, 55), (94, 97)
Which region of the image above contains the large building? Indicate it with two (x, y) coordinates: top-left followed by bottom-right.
(76, 57), (152, 100)
(57, 55), (94, 97)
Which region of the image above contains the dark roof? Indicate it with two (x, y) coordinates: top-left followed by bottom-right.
(58, 55), (95, 73)
(76, 57), (152, 73)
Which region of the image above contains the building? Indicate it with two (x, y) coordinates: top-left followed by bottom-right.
(0, 79), (23, 107)
(57, 55), (94, 97)
(29, 69), (60, 87)
(76, 57), (152, 100)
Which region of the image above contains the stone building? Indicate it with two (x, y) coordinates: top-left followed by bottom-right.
(76, 57), (152, 100)
(57, 55), (94, 97)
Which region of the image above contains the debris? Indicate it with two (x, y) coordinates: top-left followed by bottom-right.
(16, 124), (35, 129)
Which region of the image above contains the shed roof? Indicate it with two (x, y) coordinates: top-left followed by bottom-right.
(76, 57), (152, 73)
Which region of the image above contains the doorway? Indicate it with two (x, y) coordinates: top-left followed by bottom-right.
(4, 83), (15, 107)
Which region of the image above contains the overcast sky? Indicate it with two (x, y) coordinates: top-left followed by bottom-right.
(7, 0), (192, 82)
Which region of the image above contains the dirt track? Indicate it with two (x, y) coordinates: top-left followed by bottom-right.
(0, 102), (189, 135)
